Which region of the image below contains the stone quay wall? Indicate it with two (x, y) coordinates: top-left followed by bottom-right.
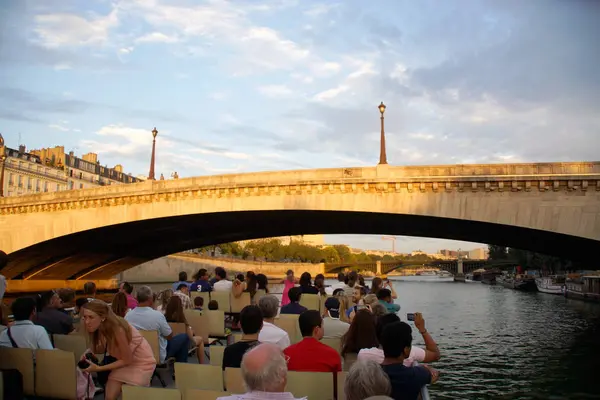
(119, 253), (325, 283)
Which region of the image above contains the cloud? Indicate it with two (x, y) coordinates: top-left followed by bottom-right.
(32, 10), (119, 48)
(258, 85), (294, 98)
(135, 32), (179, 44)
(48, 123), (70, 132)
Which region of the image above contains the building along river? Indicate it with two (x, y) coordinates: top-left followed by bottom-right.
(136, 278), (600, 399)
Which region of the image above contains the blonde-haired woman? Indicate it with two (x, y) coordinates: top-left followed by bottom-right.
(80, 301), (155, 400)
(156, 289), (173, 313)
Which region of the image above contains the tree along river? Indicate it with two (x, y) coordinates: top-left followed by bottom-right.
(143, 278), (600, 399)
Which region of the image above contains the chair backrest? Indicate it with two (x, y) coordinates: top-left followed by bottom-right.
(0, 347), (35, 396)
(122, 385), (181, 400)
(320, 337), (342, 354)
(210, 291), (231, 313)
(299, 293), (321, 311)
(139, 330), (161, 365)
(337, 371), (347, 400)
(35, 349), (77, 399)
(232, 333), (243, 343)
(52, 334), (88, 363)
(254, 289), (266, 304)
(209, 346), (225, 367)
(184, 310), (211, 345)
(342, 353), (358, 371)
(174, 363), (224, 392)
(286, 370), (334, 400)
(274, 316), (300, 344)
(190, 291), (210, 306)
(205, 310), (226, 336)
(224, 367), (245, 394)
(185, 389), (230, 400)
(168, 322), (188, 336)
(230, 292), (251, 313)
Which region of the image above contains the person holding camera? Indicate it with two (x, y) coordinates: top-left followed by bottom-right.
(79, 301), (155, 400)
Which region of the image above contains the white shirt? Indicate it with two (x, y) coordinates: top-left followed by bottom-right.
(125, 306), (172, 363)
(218, 391), (305, 400)
(322, 317), (350, 339)
(357, 346), (426, 367)
(330, 282), (347, 292)
(0, 320), (54, 350)
(259, 321), (290, 350)
(214, 280), (233, 292)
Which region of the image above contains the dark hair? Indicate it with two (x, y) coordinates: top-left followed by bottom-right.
(256, 274), (269, 293)
(37, 290), (56, 312)
(341, 309), (379, 356)
(215, 267), (226, 279)
(57, 288), (75, 304)
(332, 288), (345, 296)
(288, 287), (302, 303)
(337, 272), (346, 282)
(11, 297), (37, 321)
(75, 297), (89, 309)
(121, 281), (133, 294)
(178, 271), (188, 282)
(299, 272), (312, 287)
(194, 297), (204, 307)
(240, 305), (263, 335)
(208, 300), (219, 310)
(176, 283), (188, 291)
(376, 313), (400, 342)
(83, 282), (96, 295)
(299, 310), (322, 337)
(377, 288), (392, 300)
(358, 274), (366, 287)
(165, 295), (187, 324)
(236, 274), (245, 282)
(286, 269), (293, 276)
(193, 269), (208, 280)
(371, 277), (383, 295)
(381, 321), (412, 358)
(314, 277), (326, 296)
(347, 271), (358, 288)
(246, 274), (258, 297)
(111, 292), (128, 318)
(246, 271), (256, 280)
(315, 273), (325, 281)
(0, 250), (7, 270)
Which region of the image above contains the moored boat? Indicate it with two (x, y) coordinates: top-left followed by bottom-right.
(535, 275), (565, 295)
(481, 268), (503, 285)
(504, 273), (537, 291)
(465, 273), (478, 283)
(565, 275), (600, 302)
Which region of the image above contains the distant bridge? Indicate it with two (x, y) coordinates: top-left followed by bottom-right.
(325, 259), (519, 275)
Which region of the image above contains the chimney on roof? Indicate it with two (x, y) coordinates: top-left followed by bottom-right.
(18, 145), (26, 154)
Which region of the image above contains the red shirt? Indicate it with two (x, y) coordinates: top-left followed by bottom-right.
(284, 337), (342, 373)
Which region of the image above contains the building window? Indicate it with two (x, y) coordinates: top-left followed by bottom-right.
(36, 179), (40, 192)
(44, 181), (48, 192)
(79, 183), (83, 189)
(27, 177), (32, 189)
(18, 175), (23, 188)
(79, 172), (83, 179)
(69, 181), (74, 190)
(8, 173), (13, 186)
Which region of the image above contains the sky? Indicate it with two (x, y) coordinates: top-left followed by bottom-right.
(0, 0), (598, 253)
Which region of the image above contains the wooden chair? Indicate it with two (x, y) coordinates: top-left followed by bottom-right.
(53, 334), (88, 363)
(0, 347), (35, 396)
(185, 389), (230, 400)
(209, 346), (225, 367)
(321, 337), (342, 354)
(139, 329), (174, 387)
(230, 292), (251, 313)
(174, 363), (224, 392)
(169, 322), (188, 336)
(35, 349), (78, 399)
(274, 315), (300, 344)
(232, 333), (243, 343)
(122, 385), (181, 400)
(224, 367), (245, 394)
(337, 371), (347, 400)
(286, 370), (335, 400)
(205, 310), (230, 344)
(210, 291), (231, 313)
(190, 291), (210, 306)
(299, 293), (321, 311)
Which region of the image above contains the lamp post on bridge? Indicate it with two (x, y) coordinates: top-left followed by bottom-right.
(378, 102), (388, 165)
(148, 127), (158, 180)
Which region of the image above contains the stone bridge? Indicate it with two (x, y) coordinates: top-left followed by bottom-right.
(324, 259), (519, 275)
(1, 162), (599, 281)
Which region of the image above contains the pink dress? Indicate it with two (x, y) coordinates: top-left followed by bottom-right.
(281, 280), (295, 306)
(108, 325), (156, 386)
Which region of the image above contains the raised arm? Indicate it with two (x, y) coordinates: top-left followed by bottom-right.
(414, 313), (440, 362)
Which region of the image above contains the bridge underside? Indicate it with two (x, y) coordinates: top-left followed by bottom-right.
(2, 210), (599, 280)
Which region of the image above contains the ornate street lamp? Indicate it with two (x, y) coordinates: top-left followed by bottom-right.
(378, 102), (387, 165)
(148, 127), (158, 180)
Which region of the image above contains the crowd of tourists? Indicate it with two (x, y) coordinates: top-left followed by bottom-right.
(0, 261), (441, 400)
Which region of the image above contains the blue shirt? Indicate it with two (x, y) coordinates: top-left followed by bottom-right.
(0, 320), (54, 350)
(280, 302), (307, 315)
(190, 280), (213, 292)
(172, 281), (191, 291)
(382, 363), (431, 400)
(380, 300), (400, 314)
(125, 306), (172, 363)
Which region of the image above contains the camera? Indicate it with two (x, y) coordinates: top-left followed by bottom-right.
(77, 353), (99, 369)
(407, 313), (415, 321)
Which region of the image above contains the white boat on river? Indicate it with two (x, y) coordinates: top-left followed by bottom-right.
(536, 275), (565, 294)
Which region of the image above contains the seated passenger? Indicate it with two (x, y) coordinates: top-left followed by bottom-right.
(380, 322), (439, 400)
(34, 290), (75, 335)
(208, 300), (219, 310)
(193, 296), (204, 311)
(345, 359), (392, 400)
(0, 297), (54, 349)
(280, 287), (307, 315)
(377, 289), (400, 314)
(258, 295), (290, 350)
(223, 305), (262, 369)
(322, 297), (350, 339)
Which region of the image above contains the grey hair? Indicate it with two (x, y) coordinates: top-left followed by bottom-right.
(241, 344), (287, 392)
(344, 360), (392, 400)
(258, 295), (280, 319)
(136, 285), (153, 303)
(370, 303), (387, 317)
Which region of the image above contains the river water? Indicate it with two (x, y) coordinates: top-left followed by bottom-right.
(140, 277), (600, 399)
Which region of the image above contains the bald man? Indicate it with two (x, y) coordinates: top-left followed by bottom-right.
(217, 343), (306, 400)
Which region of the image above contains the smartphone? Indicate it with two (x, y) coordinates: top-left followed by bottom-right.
(356, 304), (367, 311)
(407, 313), (415, 321)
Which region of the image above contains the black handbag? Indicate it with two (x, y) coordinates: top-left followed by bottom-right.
(96, 344), (118, 386)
